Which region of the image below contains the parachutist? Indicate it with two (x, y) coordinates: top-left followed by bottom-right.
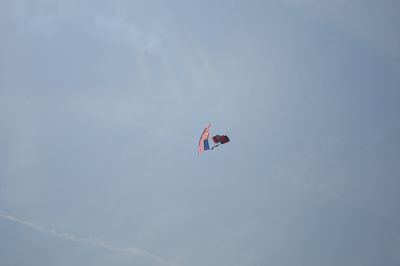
(198, 124), (230, 154)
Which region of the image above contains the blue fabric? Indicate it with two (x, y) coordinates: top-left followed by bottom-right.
(204, 139), (210, 150)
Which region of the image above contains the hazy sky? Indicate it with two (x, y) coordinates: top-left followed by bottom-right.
(1, 1), (399, 266)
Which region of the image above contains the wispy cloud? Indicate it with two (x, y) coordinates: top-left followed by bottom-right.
(0, 213), (171, 265)
(280, 0), (400, 60)
(92, 15), (159, 52)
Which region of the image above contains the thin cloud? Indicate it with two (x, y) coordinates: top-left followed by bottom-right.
(92, 15), (159, 52)
(0, 213), (172, 265)
(280, 0), (400, 60)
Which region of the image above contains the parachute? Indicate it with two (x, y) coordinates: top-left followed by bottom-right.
(212, 135), (230, 144)
(198, 124), (230, 154)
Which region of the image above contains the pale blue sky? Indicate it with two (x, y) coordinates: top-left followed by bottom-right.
(1, 1), (400, 266)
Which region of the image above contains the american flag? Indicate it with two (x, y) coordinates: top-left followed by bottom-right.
(198, 124), (211, 154)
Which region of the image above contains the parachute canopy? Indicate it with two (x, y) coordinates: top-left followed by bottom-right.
(212, 135), (230, 144)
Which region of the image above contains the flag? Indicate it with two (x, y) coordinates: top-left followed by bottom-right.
(198, 124), (211, 154)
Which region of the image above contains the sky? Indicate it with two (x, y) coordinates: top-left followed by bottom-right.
(1, 0), (400, 265)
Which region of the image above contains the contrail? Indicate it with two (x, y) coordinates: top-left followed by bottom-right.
(117, 116), (195, 143)
(0, 213), (170, 265)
